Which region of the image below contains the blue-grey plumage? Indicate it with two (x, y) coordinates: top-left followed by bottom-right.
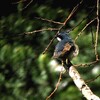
(57, 32), (73, 42)
(53, 32), (79, 61)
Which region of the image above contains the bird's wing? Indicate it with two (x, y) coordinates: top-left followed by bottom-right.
(61, 43), (72, 55)
(53, 40), (73, 58)
(53, 42), (63, 58)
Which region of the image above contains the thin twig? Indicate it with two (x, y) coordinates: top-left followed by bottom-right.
(46, 70), (63, 100)
(24, 28), (59, 34)
(86, 74), (100, 84)
(35, 17), (63, 25)
(70, 7), (95, 32)
(63, 0), (83, 26)
(74, 59), (100, 67)
(20, 0), (33, 11)
(74, 18), (97, 42)
(42, 32), (59, 54)
(37, 0), (83, 26)
(12, 0), (33, 11)
(95, 0), (99, 60)
(12, 0), (27, 4)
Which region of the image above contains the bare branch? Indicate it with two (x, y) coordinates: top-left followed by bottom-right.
(21, 0), (33, 10)
(68, 66), (100, 100)
(70, 7), (95, 32)
(74, 59), (100, 67)
(86, 74), (100, 83)
(95, 0), (99, 60)
(35, 17), (63, 25)
(46, 70), (63, 100)
(74, 18), (97, 42)
(42, 30), (60, 54)
(24, 28), (59, 34)
(12, 0), (33, 10)
(63, 0), (83, 26)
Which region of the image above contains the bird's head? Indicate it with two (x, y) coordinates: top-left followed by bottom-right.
(56, 32), (72, 42)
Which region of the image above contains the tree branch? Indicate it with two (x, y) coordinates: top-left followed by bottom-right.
(74, 59), (100, 67)
(67, 65), (100, 100)
(12, 0), (33, 11)
(35, 17), (64, 25)
(46, 70), (63, 100)
(95, 0), (99, 60)
(24, 28), (59, 34)
(74, 18), (97, 42)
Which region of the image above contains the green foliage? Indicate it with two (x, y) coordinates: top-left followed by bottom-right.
(0, 1), (100, 100)
(58, 86), (82, 100)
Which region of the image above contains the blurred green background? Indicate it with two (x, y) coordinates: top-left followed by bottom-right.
(0, 0), (100, 100)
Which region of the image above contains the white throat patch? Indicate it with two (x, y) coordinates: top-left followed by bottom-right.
(57, 37), (61, 41)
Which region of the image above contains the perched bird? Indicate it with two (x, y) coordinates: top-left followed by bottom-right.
(53, 32), (79, 68)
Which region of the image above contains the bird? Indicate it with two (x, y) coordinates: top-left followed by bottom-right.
(53, 32), (79, 68)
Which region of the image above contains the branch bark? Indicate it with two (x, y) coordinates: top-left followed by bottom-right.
(67, 65), (100, 100)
